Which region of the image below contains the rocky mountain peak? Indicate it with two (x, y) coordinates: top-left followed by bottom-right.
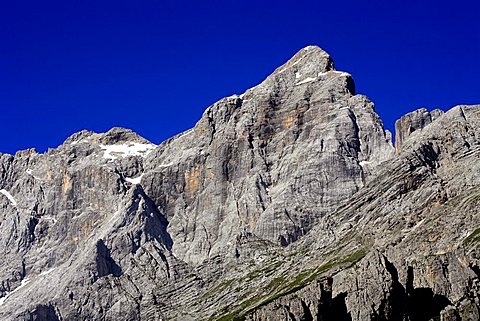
(0, 46), (478, 321)
(139, 45), (393, 265)
(272, 45), (334, 76)
(235, 45), (352, 104)
(64, 127), (152, 146)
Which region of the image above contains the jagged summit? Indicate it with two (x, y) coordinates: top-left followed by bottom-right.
(225, 45), (354, 107)
(272, 45), (334, 76)
(64, 127), (153, 146)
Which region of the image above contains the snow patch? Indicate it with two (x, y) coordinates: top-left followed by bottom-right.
(295, 72), (301, 79)
(318, 71), (351, 77)
(40, 268), (56, 276)
(158, 162), (174, 168)
(70, 139), (86, 146)
(99, 143), (156, 160)
(277, 57), (303, 74)
(26, 168), (42, 180)
(402, 218), (426, 235)
(0, 277), (31, 306)
(0, 189), (17, 206)
(290, 58), (303, 68)
(125, 174), (144, 185)
(43, 215), (58, 224)
(108, 210), (122, 224)
(296, 77), (317, 85)
(359, 161), (372, 167)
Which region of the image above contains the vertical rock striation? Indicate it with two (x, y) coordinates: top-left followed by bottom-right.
(142, 45), (394, 264)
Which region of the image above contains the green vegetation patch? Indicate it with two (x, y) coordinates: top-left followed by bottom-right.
(201, 278), (237, 300)
(211, 249), (367, 321)
(464, 227), (480, 246)
(244, 260), (283, 281)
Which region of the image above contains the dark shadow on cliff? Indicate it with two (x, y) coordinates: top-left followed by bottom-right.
(96, 239), (122, 278)
(405, 266), (451, 321)
(318, 278), (352, 321)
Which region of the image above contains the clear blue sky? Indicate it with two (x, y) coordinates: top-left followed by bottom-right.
(1, 0), (479, 154)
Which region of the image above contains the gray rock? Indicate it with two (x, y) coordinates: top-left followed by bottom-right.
(0, 46), (478, 321)
(142, 45), (394, 264)
(395, 107), (444, 152)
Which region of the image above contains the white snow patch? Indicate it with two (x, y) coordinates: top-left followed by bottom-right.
(26, 169), (43, 180)
(43, 215), (58, 224)
(70, 139), (86, 146)
(291, 57), (303, 67)
(410, 218), (426, 233)
(40, 268), (56, 276)
(125, 174), (144, 185)
(359, 161), (372, 167)
(277, 57), (303, 74)
(70, 139), (88, 145)
(295, 72), (301, 79)
(0, 189), (17, 206)
(108, 210), (122, 224)
(99, 143), (156, 160)
(402, 218), (426, 235)
(0, 277), (31, 306)
(296, 77), (317, 85)
(288, 58), (302, 70)
(318, 71), (351, 77)
(158, 162), (174, 168)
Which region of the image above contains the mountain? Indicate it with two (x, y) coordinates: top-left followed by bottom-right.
(0, 46), (479, 321)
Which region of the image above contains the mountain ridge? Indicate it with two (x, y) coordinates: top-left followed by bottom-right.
(0, 45), (479, 321)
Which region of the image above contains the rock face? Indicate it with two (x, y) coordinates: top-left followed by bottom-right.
(142, 45), (394, 264)
(395, 107), (444, 152)
(0, 46), (479, 321)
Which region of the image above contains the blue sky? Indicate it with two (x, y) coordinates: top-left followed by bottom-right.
(1, 0), (479, 154)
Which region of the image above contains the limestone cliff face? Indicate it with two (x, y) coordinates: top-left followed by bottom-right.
(0, 46), (478, 321)
(241, 104), (480, 321)
(142, 46), (394, 264)
(395, 107), (444, 153)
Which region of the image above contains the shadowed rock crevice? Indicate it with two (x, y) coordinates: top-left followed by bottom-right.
(15, 304), (60, 321)
(407, 288), (451, 321)
(403, 266), (452, 321)
(382, 256), (407, 321)
(136, 187), (174, 251)
(95, 239), (122, 278)
(321, 292), (351, 321)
